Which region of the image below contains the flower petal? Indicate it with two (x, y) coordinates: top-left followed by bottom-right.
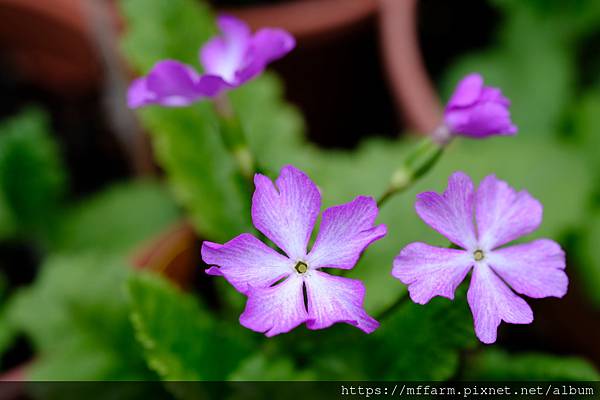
(415, 171), (477, 249)
(446, 73), (484, 109)
(252, 165), (321, 260)
(487, 239), (567, 299)
(468, 264), (533, 344)
(240, 274), (308, 337)
(127, 77), (155, 108)
(201, 233), (293, 295)
(307, 196), (386, 270)
(235, 28), (296, 84)
(445, 102), (517, 138)
(143, 60), (204, 106)
(475, 175), (542, 249)
(200, 15), (251, 83)
(305, 271), (379, 333)
(392, 243), (472, 304)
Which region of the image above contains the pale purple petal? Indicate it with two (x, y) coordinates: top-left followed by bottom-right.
(475, 175), (542, 250)
(468, 264), (533, 344)
(487, 239), (568, 298)
(200, 15), (251, 83)
(392, 243), (473, 304)
(127, 60), (205, 108)
(307, 196), (387, 270)
(235, 28), (296, 84)
(196, 74), (232, 98)
(201, 233), (293, 295)
(240, 274), (308, 337)
(251, 165), (321, 260)
(415, 171), (477, 249)
(305, 271), (379, 333)
(447, 73), (484, 109)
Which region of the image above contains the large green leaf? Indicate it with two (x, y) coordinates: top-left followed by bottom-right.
(0, 108), (66, 242)
(464, 349), (600, 380)
(128, 272), (252, 381)
(55, 180), (180, 254)
(6, 253), (151, 380)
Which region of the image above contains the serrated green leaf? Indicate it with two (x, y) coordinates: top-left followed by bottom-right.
(128, 272), (252, 381)
(56, 180), (180, 254)
(464, 349), (600, 380)
(6, 253), (151, 380)
(0, 108), (66, 242)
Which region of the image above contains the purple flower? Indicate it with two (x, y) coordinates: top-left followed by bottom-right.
(441, 73), (517, 140)
(128, 15), (295, 109)
(202, 165), (386, 336)
(392, 172), (567, 344)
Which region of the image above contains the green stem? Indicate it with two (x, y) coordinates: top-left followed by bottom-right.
(377, 136), (444, 207)
(213, 94), (257, 183)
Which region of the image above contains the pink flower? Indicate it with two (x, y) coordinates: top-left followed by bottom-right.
(128, 15), (295, 108)
(440, 73), (517, 141)
(202, 165), (386, 336)
(392, 172), (567, 344)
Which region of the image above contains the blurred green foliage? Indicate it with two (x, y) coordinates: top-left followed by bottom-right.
(0, 108), (66, 243)
(464, 349), (600, 380)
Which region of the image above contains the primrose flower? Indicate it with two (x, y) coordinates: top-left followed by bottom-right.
(202, 165), (386, 336)
(128, 15), (295, 108)
(435, 73), (517, 142)
(392, 172), (567, 344)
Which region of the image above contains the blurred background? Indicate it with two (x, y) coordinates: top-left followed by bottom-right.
(0, 0), (599, 389)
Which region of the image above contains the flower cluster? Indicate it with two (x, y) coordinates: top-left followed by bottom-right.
(130, 14), (568, 344)
(128, 15), (295, 108)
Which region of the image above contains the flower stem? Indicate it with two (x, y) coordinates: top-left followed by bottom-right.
(213, 94), (257, 183)
(377, 136), (444, 207)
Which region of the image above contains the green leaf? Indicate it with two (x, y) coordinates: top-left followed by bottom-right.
(128, 272), (252, 381)
(576, 211), (600, 307)
(56, 180), (180, 254)
(6, 253), (151, 380)
(464, 349), (600, 380)
(0, 108), (66, 242)
(369, 292), (476, 380)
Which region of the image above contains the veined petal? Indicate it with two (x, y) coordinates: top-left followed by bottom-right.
(392, 243), (472, 304)
(252, 165), (321, 260)
(475, 175), (542, 250)
(235, 28), (296, 84)
(446, 73), (483, 109)
(415, 171), (477, 249)
(307, 196), (386, 270)
(240, 274), (307, 337)
(468, 264), (533, 344)
(305, 271), (379, 333)
(200, 15), (251, 83)
(487, 239), (567, 299)
(201, 234), (293, 295)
